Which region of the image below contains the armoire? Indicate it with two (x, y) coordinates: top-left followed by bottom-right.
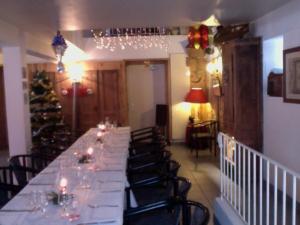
(219, 37), (262, 151)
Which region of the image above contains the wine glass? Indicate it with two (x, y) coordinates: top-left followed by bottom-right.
(38, 191), (49, 214)
(59, 193), (72, 218)
(29, 190), (40, 211)
(67, 197), (80, 221)
(78, 168), (91, 189)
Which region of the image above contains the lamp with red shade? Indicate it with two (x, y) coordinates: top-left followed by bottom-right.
(185, 88), (208, 123)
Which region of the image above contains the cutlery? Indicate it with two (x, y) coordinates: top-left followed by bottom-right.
(40, 171), (56, 175)
(0, 209), (34, 212)
(97, 180), (123, 183)
(77, 220), (116, 225)
(29, 183), (53, 186)
(101, 190), (121, 193)
(96, 169), (122, 172)
(88, 204), (118, 208)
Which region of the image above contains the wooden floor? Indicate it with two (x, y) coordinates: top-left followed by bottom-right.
(168, 143), (220, 225)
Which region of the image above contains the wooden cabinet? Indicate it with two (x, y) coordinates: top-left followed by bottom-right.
(220, 38), (262, 151)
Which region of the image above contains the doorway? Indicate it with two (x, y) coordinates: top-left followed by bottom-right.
(126, 60), (169, 135)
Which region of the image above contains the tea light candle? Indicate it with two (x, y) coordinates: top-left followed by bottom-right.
(59, 177), (68, 193)
(99, 124), (106, 132)
(97, 131), (102, 138)
(87, 147), (94, 155)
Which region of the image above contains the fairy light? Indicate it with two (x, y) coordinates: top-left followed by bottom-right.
(91, 27), (169, 51)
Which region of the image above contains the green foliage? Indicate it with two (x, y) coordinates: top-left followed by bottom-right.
(29, 71), (63, 137)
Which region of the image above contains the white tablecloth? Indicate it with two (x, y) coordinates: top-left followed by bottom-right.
(0, 127), (131, 225)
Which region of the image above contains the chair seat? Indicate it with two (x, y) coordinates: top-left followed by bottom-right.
(191, 132), (211, 138)
(133, 184), (171, 206)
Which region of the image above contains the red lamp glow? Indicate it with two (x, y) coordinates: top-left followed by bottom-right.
(184, 88), (207, 103)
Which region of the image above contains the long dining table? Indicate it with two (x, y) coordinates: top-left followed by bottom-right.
(0, 127), (132, 225)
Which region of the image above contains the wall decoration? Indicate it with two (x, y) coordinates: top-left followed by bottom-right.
(267, 71), (282, 97)
(187, 25), (209, 50)
(283, 47), (300, 103)
(214, 24), (249, 44)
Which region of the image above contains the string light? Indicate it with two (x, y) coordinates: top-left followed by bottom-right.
(91, 27), (169, 51)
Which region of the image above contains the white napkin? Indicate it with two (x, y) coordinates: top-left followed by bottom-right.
(0, 212), (26, 225)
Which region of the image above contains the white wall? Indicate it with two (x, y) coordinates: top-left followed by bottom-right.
(83, 35), (190, 140)
(252, 0), (300, 174)
(170, 54), (191, 141)
(127, 64), (166, 131)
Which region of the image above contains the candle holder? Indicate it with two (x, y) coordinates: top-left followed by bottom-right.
(96, 131), (104, 143)
(78, 147), (94, 164)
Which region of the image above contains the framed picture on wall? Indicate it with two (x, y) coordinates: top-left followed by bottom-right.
(283, 46), (300, 103)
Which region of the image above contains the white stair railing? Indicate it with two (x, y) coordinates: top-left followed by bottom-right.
(218, 132), (300, 225)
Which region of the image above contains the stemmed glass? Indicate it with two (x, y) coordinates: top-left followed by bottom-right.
(29, 190), (49, 214)
(59, 193), (72, 218)
(77, 167), (91, 189)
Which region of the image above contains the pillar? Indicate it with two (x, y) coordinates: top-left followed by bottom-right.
(2, 40), (32, 156)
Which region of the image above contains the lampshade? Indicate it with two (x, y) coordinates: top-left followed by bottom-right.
(185, 88), (207, 103)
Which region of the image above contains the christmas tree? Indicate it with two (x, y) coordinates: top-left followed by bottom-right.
(29, 71), (64, 143)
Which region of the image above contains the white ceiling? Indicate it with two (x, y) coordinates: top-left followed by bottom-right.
(0, 0), (291, 35)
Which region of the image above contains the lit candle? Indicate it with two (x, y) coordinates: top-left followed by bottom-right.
(87, 147), (94, 155)
(59, 177), (68, 193)
(97, 131), (102, 138)
(99, 124), (106, 132)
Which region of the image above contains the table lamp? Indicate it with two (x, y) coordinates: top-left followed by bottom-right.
(184, 88), (208, 123)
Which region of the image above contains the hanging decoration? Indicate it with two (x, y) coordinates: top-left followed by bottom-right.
(52, 31), (68, 73)
(91, 27), (171, 51)
(186, 25), (220, 60)
(187, 25), (210, 50)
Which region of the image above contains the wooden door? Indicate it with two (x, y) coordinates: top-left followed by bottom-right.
(78, 70), (99, 134)
(221, 42), (235, 135)
(98, 70), (120, 122)
(0, 67), (8, 150)
(233, 38), (262, 150)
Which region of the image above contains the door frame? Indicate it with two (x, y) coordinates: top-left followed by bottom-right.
(124, 59), (171, 140)
(0, 66), (9, 150)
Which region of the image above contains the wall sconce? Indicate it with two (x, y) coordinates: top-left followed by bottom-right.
(61, 63), (93, 97)
(68, 63), (84, 83)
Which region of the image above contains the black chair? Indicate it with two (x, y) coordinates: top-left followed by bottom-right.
(126, 175), (191, 209)
(128, 159), (180, 185)
(0, 166), (23, 207)
(127, 151), (174, 183)
(9, 154), (51, 186)
(130, 127), (167, 155)
(189, 120), (218, 157)
(124, 198), (210, 225)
